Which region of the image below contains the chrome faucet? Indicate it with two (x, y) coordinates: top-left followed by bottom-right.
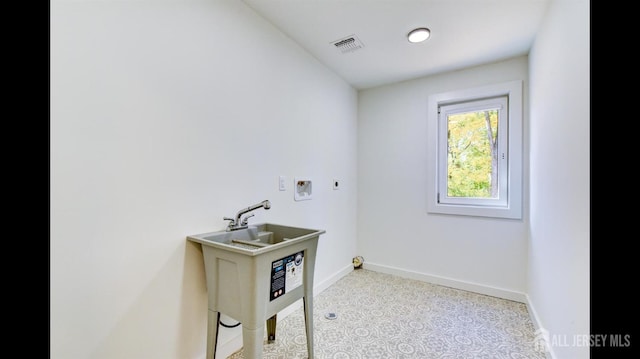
(224, 200), (271, 231)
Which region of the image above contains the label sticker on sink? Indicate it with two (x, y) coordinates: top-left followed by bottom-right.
(270, 251), (304, 301)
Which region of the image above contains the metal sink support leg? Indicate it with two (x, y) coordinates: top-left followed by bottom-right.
(267, 315), (277, 343)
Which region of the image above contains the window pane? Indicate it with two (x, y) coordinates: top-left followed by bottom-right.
(447, 108), (499, 199)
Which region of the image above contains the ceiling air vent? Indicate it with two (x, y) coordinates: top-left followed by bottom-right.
(331, 35), (364, 54)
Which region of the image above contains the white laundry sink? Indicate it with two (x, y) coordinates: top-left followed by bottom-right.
(187, 223), (325, 359)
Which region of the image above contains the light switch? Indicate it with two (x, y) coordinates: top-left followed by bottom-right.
(279, 176), (286, 191)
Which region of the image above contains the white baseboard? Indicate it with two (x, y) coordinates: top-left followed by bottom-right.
(364, 262), (527, 303)
(314, 263), (354, 294)
(525, 294), (557, 359)
(214, 263), (354, 358)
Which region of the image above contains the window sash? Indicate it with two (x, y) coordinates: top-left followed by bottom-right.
(437, 96), (508, 207)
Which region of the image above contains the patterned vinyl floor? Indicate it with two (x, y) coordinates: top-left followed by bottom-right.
(228, 269), (545, 358)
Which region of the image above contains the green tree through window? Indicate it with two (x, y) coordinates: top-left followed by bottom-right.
(447, 109), (499, 198)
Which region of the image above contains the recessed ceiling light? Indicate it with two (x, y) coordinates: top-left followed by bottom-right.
(407, 27), (431, 43)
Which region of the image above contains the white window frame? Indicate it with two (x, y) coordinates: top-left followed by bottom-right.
(427, 80), (522, 219)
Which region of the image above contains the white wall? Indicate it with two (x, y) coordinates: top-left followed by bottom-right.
(357, 57), (529, 299)
(527, 0), (590, 357)
(50, 1), (357, 358)
(51, 0), (591, 357)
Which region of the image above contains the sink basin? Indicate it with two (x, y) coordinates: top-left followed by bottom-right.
(187, 222), (325, 256)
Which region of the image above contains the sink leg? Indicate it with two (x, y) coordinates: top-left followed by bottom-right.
(266, 314), (277, 343)
(207, 310), (220, 359)
(303, 296), (314, 359)
(242, 324), (265, 359)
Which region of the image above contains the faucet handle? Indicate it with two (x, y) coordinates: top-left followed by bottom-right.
(223, 217), (237, 232)
(240, 213), (255, 226)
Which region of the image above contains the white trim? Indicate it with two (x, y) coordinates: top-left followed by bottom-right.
(364, 261), (527, 303)
(525, 294), (557, 359)
(427, 80), (523, 219)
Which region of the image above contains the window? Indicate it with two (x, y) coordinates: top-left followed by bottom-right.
(427, 81), (522, 219)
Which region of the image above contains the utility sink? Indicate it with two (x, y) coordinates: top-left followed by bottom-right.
(187, 223), (324, 256)
(187, 222), (325, 359)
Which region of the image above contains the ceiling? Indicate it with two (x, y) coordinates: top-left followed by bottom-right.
(242, 0), (550, 89)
